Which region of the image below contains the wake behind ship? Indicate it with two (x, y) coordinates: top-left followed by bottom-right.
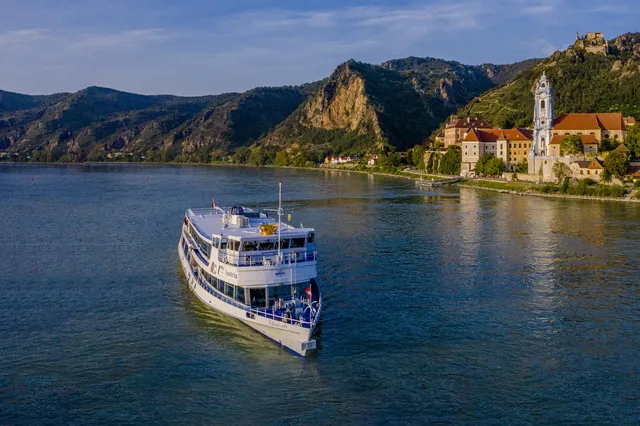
(178, 188), (321, 356)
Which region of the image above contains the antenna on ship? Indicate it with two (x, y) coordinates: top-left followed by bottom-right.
(278, 181), (282, 264)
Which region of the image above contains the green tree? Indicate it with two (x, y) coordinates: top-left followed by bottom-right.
(515, 158), (528, 173)
(232, 147), (250, 164)
(626, 123), (640, 159)
(438, 146), (461, 175)
(248, 147), (265, 166)
(411, 145), (425, 170)
(274, 150), (289, 167)
(560, 135), (583, 155)
(475, 153), (494, 176)
(552, 162), (572, 182)
(604, 150), (630, 179)
(484, 157), (506, 176)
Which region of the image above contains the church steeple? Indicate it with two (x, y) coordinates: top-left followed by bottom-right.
(532, 72), (554, 156)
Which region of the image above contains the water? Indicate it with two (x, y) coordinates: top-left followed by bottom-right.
(1, 164), (639, 425)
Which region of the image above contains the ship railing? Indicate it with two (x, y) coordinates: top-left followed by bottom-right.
(195, 274), (250, 312)
(218, 250), (317, 267)
(247, 305), (316, 328)
(194, 273), (316, 328)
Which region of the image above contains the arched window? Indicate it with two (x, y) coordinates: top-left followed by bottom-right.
(542, 83), (546, 88)
(541, 100), (546, 110)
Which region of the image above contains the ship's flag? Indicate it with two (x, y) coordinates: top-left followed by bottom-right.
(212, 199), (215, 209)
(305, 287), (312, 300)
(287, 212), (292, 222)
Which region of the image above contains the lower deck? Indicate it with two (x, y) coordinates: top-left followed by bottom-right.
(180, 235), (320, 328)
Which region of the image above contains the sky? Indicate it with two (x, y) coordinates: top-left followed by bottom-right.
(0, 0), (638, 96)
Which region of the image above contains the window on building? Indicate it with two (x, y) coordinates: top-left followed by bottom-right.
(587, 170), (591, 175)
(541, 100), (546, 109)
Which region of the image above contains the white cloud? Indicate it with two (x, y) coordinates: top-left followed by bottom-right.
(74, 29), (173, 49)
(523, 5), (554, 15)
(0, 29), (47, 47)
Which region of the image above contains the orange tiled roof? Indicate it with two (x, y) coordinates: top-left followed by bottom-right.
(463, 127), (532, 143)
(572, 158), (604, 169)
(553, 113), (625, 131)
(624, 116), (636, 126)
(614, 143), (630, 152)
(549, 134), (598, 145)
(463, 128), (499, 142)
(587, 158), (604, 169)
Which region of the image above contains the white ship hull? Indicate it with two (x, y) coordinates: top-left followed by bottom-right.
(179, 241), (320, 356)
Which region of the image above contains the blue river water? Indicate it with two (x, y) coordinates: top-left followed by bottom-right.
(0, 164), (639, 425)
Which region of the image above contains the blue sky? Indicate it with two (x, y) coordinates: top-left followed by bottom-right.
(0, 0), (638, 96)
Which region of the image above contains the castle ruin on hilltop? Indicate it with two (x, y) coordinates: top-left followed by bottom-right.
(574, 32), (608, 55)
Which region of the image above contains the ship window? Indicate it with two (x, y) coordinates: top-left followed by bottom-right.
(220, 239), (227, 250)
(212, 237), (221, 248)
(242, 241), (258, 252)
(193, 232), (211, 258)
(259, 241), (275, 251)
(229, 240), (240, 251)
(250, 288), (266, 308)
(307, 233), (315, 243)
(235, 286), (245, 304)
(271, 284), (293, 303)
(225, 283), (234, 298)
(216, 278), (224, 292)
(290, 238), (305, 248)
(278, 239), (290, 249)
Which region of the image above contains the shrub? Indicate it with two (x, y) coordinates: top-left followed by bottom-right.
(540, 183), (557, 194)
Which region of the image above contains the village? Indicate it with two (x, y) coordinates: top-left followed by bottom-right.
(323, 33), (640, 194)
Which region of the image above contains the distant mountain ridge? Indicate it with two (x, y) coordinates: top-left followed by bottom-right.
(1, 54), (540, 161)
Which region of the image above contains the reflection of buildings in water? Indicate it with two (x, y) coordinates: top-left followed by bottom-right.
(444, 188), (482, 268)
(549, 201), (606, 246)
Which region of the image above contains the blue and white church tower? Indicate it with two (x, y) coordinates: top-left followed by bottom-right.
(532, 71), (554, 155)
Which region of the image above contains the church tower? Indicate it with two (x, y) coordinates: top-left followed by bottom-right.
(532, 72), (554, 156)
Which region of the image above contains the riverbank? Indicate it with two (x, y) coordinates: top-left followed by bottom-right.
(457, 180), (640, 203)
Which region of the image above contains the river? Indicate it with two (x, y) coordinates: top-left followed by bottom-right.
(1, 164), (638, 424)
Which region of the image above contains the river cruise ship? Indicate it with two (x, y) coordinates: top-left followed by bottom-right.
(178, 187), (321, 356)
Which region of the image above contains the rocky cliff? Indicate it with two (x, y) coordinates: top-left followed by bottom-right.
(259, 58), (538, 155)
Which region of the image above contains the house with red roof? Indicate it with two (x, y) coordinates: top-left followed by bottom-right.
(444, 116), (492, 148)
(461, 127), (533, 172)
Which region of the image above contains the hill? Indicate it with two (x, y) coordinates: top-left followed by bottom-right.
(459, 32), (640, 129)
(0, 55), (539, 162)
(258, 57), (538, 156)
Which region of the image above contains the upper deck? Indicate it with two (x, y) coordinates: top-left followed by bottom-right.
(186, 206), (314, 242)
